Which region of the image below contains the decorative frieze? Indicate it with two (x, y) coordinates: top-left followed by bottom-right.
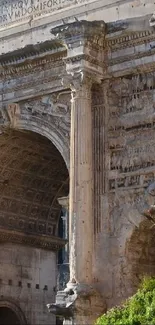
(106, 30), (154, 50)
(0, 54), (65, 78)
(0, 227), (66, 251)
(109, 172), (155, 192)
(107, 71), (155, 186)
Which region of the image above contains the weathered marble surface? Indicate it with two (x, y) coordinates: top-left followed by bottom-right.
(1, 5), (155, 324)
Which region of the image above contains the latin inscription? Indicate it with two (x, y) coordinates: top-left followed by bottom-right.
(0, 0), (87, 26)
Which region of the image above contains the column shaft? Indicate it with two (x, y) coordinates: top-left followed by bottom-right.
(69, 81), (93, 284)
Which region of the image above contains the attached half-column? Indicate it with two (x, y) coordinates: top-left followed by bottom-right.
(48, 21), (107, 324)
(69, 75), (93, 285)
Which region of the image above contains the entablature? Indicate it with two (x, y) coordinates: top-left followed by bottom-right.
(2, 17), (155, 81)
(0, 227), (67, 251)
(105, 17), (155, 78)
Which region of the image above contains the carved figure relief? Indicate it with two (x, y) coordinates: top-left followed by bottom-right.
(21, 92), (71, 138)
(107, 71), (155, 297)
(7, 103), (20, 128)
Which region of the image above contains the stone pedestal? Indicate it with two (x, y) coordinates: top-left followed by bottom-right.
(48, 282), (106, 325)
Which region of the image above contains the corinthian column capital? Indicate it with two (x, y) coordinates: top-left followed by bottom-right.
(62, 70), (93, 100)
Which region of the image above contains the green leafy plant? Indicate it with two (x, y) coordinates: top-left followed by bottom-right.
(96, 277), (155, 325)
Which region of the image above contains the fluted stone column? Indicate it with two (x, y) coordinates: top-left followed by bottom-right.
(57, 196), (70, 291)
(48, 21), (107, 325)
(58, 196), (69, 264)
(68, 75), (93, 285)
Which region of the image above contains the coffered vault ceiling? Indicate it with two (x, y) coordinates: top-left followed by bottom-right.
(0, 129), (69, 238)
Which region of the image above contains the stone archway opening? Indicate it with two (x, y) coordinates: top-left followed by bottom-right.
(0, 128), (69, 239)
(0, 128), (69, 324)
(0, 307), (21, 325)
(126, 220), (155, 292)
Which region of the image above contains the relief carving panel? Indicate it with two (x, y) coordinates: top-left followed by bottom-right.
(108, 73), (155, 183)
(106, 71), (155, 297)
(20, 91), (71, 141)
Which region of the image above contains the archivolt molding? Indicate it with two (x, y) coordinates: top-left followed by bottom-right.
(18, 120), (70, 170)
(1, 91), (71, 169)
(0, 299), (27, 324)
(0, 92), (70, 249)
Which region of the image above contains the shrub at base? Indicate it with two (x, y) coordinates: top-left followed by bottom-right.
(96, 277), (155, 325)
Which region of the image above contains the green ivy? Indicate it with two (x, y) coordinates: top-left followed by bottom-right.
(96, 277), (155, 325)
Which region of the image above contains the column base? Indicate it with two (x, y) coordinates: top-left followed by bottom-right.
(47, 281), (106, 325)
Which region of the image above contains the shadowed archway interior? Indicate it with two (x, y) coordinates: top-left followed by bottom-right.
(0, 307), (21, 325)
(0, 129), (69, 238)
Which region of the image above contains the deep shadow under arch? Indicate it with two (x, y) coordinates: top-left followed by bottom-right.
(0, 307), (21, 325)
(17, 120), (70, 170)
(0, 300), (27, 325)
(0, 128), (69, 238)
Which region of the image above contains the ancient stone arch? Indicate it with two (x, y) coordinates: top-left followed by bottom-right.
(0, 91), (70, 169)
(0, 126), (69, 241)
(0, 300), (27, 325)
(3, 3), (155, 323)
(0, 99), (70, 324)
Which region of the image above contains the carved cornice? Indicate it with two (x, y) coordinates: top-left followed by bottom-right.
(65, 54), (105, 69)
(108, 60), (155, 78)
(106, 30), (155, 50)
(0, 40), (65, 65)
(109, 48), (155, 67)
(0, 53), (65, 78)
(52, 21), (105, 86)
(51, 20), (106, 48)
(0, 228), (67, 251)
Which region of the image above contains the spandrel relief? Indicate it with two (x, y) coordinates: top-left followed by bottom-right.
(23, 92), (70, 118)
(20, 91), (71, 138)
